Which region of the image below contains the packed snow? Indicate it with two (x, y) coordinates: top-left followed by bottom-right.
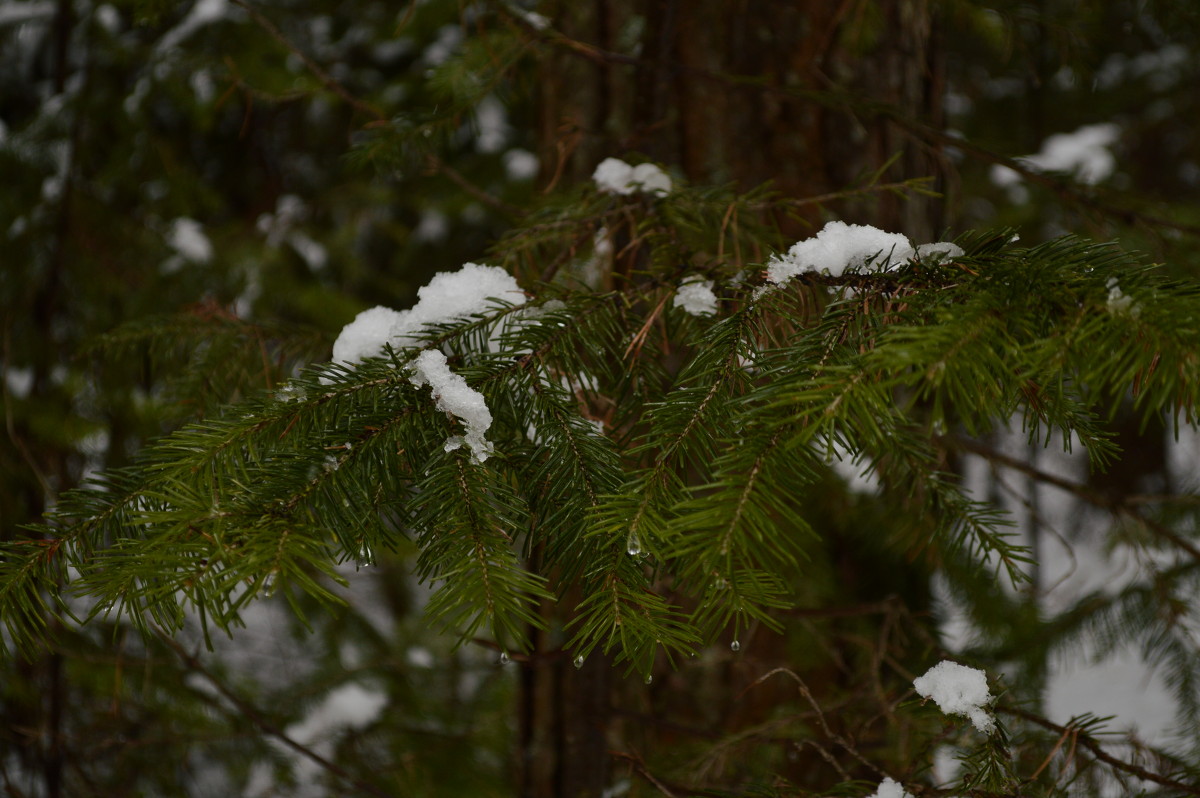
(866, 777), (912, 798)
(767, 221), (909, 282)
(913, 660), (995, 734)
(764, 221), (962, 285)
(408, 349), (494, 463)
(592, 157), (672, 197)
(332, 262), (526, 364)
(673, 277), (718, 316)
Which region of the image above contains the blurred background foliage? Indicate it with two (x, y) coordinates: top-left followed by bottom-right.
(3, 0), (1200, 795)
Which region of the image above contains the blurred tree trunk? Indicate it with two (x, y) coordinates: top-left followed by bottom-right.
(526, 2), (943, 796)
(537, 0), (943, 241)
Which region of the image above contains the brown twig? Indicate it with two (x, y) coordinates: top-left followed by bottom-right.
(508, 10), (1200, 239)
(610, 750), (684, 797)
(1001, 706), (1200, 795)
(155, 629), (393, 798)
(942, 434), (1200, 565)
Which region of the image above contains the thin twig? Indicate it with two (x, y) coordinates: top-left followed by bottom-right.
(512, 13), (1200, 238)
(1001, 706), (1200, 795)
(611, 750), (682, 798)
(942, 435), (1200, 564)
(230, 0), (521, 216)
(155, 629), (393, 798)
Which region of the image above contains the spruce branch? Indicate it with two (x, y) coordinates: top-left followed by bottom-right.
(944, 435), (1200, 565)
(1001, 706), (1200, 796)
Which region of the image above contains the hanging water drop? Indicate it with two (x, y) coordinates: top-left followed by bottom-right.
(626, 533), (642, 557)
(730, 640), (741, 653)
(573, 655), (585, 670)
(644, 674), (653, 685)
(499, 652), (510, 665)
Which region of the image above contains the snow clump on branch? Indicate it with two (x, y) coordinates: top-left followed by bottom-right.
(763, 221), (964, 286)
(672, 277), (718, 316)
(866, 777), (913, 798)
(408, 349), (494, 463)
(913, 660), (996, 734)
(766, 221), (911, 282)
(332, 262), (526, 364)
(1106, 276), (1139, 316)
(593, 157), (672, 197)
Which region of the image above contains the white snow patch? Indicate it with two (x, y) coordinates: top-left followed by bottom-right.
(766, 221), (912, 283)
(167, 217), (213, 263)
(413, 209), (450, 243)
(913, 660), (995, 734)
(288, 231), (327, 271)
(156, 0), (228, 52)
(503, 148), (539, 181)
(190, 69), (215, 104)
(286, 682), (387, 743)
(94, 4), (120, 32)
(912, 241), (965, 263)
(423, 24), (463, 66)
(991, 123), (1120, 191)
(473, 95), (510, 154)
(332, 263), (526, 364)
(593, 157), (672, 197)
(247, 683), (387, 797)
(1105, 277), (1137, 315)
(408, 349), (494, 463)
(407, 646), (435, 669)
(4, 367), (33, 399)
(823, 442), (879, 494)
(332, 306), (403, 364)
(256, 194), (306, 246)
(0, 1), (55, 26)
(672, 277), (718, 317)
(516, 9), (550, 30)
(866, 777), (913, 798)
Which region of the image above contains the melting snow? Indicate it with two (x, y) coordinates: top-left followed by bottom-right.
(672, 277), (718, 317)
(408, 349), (494, 463)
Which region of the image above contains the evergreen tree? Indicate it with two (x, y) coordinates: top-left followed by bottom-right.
(3, 1), (1200, 796)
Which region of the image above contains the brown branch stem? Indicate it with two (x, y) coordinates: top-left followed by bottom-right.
(156, 630), (393, 798)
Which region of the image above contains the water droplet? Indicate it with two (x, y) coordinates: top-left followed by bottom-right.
(626, 533), (642, 557)
(499, 652), (510, 665)
(573, 655), (585, 670)
(644, 674), (653, 685)
(730, 640), (741, 653)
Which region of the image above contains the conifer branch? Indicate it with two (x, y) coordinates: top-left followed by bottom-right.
(944, 434), (1200, 564)
(1000, 706), (1200, 795)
